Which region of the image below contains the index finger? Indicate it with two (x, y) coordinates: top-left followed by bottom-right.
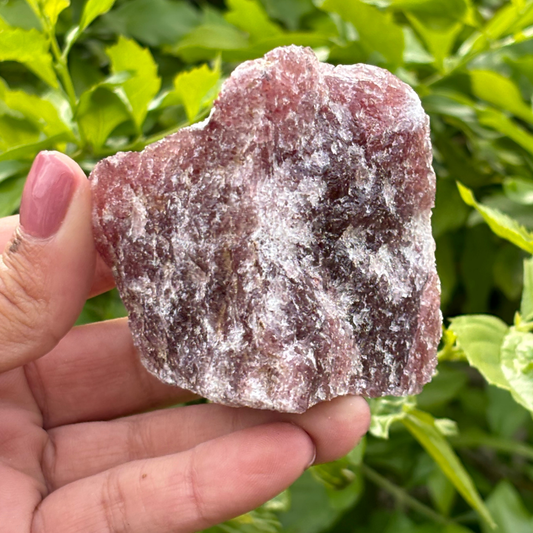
(1, 214), (115, 299)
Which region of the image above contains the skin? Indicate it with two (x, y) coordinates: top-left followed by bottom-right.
(0, 153), (370, 533)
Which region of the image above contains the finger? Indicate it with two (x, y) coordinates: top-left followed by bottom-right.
(0, 214), (115, 298)
(0, 465), (44, 530)
(44, 396), (370, 489)
(33, 423), (315, 533)
(0, 151), (95, 373)
(25, 318), (197, 428)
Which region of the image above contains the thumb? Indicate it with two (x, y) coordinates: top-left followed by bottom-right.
(0, 151), (96, 373)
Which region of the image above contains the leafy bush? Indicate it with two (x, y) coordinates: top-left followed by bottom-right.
(2, 0), (533, 531)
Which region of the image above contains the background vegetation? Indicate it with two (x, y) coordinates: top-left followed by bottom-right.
(1, 0), (533, 531)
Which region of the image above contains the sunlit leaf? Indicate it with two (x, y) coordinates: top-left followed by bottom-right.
(79, 0), (116, 31)
(476, 107), (533, 156)
(77, 86), (130, 149)
(470, 70), (533, 125)
(225, 0), (283, 41)
(500, 327), (533, 413)
(0, 79), (72, 138)
(521, 258), (533, 322)
(448, 314), (509, 389)
(408, 15), (462, 70)
(457, 182), (533, 254)
(42, 0), (70, 27)
(402, 409), (495, 528)
(0, 27), (57, 87)
(368, 396), (416, 439)
(0, 132), (72, 162)
(166, 62), (221, 122)
(106, 36), (161, 129)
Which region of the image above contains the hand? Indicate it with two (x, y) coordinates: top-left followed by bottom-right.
(0, 151), (370, 533)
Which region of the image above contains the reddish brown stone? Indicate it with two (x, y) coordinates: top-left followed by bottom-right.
(90, 46), (441, 413)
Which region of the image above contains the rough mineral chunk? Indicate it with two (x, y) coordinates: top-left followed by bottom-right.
(90, 45), (442, 413)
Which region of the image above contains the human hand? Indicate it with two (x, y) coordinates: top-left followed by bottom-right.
(0, 151), (370, 533)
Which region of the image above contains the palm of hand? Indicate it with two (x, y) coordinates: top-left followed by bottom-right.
(0, 153), (369, 532)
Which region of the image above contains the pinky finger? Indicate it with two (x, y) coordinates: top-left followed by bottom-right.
(32, 423), (315, 533)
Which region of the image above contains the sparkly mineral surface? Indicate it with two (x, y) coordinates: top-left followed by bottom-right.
(90, 46), (441, 413)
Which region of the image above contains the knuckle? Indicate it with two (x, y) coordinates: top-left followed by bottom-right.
(101, 469), (130, 533)
(185, 448), (210, 528)
(0, 242), (52, 345)
(125, 417), (152, 462)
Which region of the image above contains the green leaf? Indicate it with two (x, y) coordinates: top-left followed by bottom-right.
(390, 0), (473, 25)
(500, 327), (533, 413)
(402, 409), (495, 528)
(457, 182), (533, 254)
(448, 314), (509, 389)
(476, 107), (533, 156)
(461, 225), (497, 313)
(427, 467), (456, 516)
(521, 258), (533, 322)
(0, 115), (39, 152)
(493, 244), (525, 302)
(0, 27), (57, 87)
(77, 86), (130, 149)
(0, 160), (28, 185)
(79, 0), (115, 32)
(483, 481), (533, 533)
(99, 0), (200, 47)
(432, 178), (470, 238)
(76, 288), (127, 325)
(42, 0), (70, 27)
(486, 386), (529, 439)
(417, 365), (468, 410)
(106, 36), (161, 130)
(261, 0), (315, 31)
(503, 178), (533, 206)
(225, 0), (283, 42)
(0, 174), (25, 217)
(470, 71), (533, 125)
(168, 23), (249, 62)
(319, 0), (404, 67)
(0, 0), (41, 30)
(0, 133), (70, 162)
(310, 459), (356, 491)
(169, 62), (221, 122)
(368, 396), (416, 439)
(0, 79), (72, 138)
(408, 15), (462, 70)
(435, 235), (457, 308)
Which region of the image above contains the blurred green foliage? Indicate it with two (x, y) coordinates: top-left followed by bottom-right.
(2, 0), (533, 531)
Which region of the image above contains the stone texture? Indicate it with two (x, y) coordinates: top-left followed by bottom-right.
(90, 45), (442, 413)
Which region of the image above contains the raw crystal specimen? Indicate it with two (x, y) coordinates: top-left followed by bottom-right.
(90, 45), (441, 413)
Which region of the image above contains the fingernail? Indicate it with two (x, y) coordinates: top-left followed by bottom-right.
(20, 151), (76, 238)
(306, 448), (317, 469)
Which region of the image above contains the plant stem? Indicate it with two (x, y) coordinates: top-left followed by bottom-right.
(49, 34), (77, 111)
(361, 464), (451, 526)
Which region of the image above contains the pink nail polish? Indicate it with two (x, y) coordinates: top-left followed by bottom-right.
(20, 151), (76, 238)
